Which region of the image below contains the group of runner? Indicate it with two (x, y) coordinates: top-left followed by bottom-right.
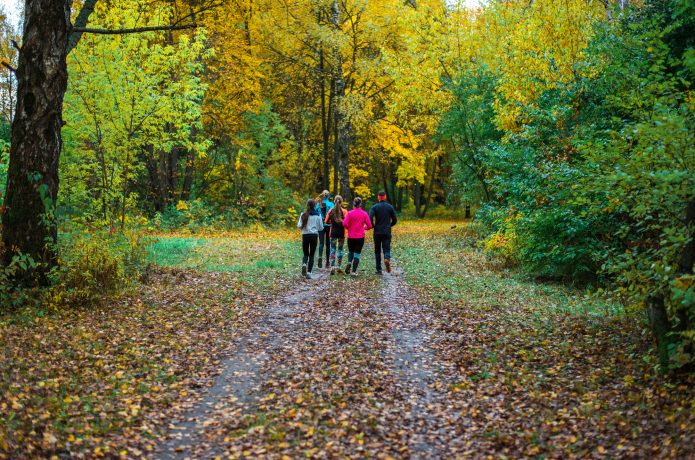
(297, 190), (397, 279)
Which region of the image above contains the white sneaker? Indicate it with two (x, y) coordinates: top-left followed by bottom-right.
(306, 272), (312, 279)
(350, 271), (358, 277)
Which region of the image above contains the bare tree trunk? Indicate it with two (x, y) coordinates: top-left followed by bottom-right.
(646, 199), (695, 370)
(1, 0), (71, 282)
(421, 157), (437, 218)
(332, 0), (350, 201)
(318, 14), (331, 192)
(413, 181), (423, 218)
(181, 148), (195, 201)
(331, 78), (339, 195)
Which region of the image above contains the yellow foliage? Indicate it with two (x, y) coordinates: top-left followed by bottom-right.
(474, 0), (604, 131)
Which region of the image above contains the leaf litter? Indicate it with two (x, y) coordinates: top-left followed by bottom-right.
(2, 221), (693, 459)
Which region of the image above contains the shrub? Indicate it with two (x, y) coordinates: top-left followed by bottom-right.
(49, 228), (149, 306)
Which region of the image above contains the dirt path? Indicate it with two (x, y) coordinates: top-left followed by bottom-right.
(155, 264), (455, 458)
(157, 271), (330, 458)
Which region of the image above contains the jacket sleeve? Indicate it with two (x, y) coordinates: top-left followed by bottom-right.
(343, 212), (351, 229)
(390, 206), (398, 227)
(325, 212), (331, 224)
(365, 212), (373, 231)
(297, 213), (303, 229)
(369, 207), (376, 227)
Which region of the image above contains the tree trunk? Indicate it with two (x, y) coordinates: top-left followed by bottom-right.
(145, 147), (167, 213)
(421, 157), (438, 218)
(1, 0), (71, 282)
(332, 80), (339, 195)
(332, 0), (350, 202)
(646, 199), (695, 370)
(413, 181), (423, 218)
(319, 41), (331, 192)
(181, 148), (195, 201)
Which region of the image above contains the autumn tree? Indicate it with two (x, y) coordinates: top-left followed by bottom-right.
(0, 0), (210, 283)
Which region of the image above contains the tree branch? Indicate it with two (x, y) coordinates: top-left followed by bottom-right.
(67, 0), (219, 54)
(1, 61), (16, 73)
(71, 23), (198, 35)
(68, 0), (100, 53)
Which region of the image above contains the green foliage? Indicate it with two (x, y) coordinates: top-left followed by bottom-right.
(61, 0), (211, 226)
(0, 253), (40, 309)
(441, 1), (695, 368)
(198, 102), (301, 227)
(437, 67), (500, 203)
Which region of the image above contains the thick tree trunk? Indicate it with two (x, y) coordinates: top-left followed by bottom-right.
(1, 0), (72, 282)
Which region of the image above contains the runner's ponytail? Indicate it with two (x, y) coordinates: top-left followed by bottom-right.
(301, 199), (315, 229)
(332, 196), (344, 223)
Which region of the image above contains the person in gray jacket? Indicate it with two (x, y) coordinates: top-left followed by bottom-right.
(297, 199), (324, 279)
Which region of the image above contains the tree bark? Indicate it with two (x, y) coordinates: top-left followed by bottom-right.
(332, 0), (350, 201)
(181, 148), (195, 201)
(421, 157), (437, 218)
(646, 200), (695, 370)
(413, 181), (423, 218)
(1, 0), (72, 282)
(317, 8), (331, 192)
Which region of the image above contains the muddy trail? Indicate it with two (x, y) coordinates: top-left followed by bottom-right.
(155, 264), (462, 459)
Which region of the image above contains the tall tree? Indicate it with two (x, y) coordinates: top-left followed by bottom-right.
(1, 0), (71, 281)
(1, 0), (203, 282)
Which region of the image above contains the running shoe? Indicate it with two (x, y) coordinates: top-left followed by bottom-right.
(344, 262), (352, 274)
(302, 263), (307, 277)
(384, 259), (391, 273)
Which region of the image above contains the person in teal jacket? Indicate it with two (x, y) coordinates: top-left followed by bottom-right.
(314, 190), (334, 269)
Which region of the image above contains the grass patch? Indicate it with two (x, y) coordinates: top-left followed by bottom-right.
(395, 220), (621, 318)
(147, 230), (297, 289)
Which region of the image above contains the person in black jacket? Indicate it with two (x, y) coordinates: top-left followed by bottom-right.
(369, 191), (398, 274)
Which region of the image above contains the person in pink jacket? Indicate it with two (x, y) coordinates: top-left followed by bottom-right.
(342, 197), (373, 276)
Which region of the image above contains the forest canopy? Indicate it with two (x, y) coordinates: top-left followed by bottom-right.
(0, 0), (693, 369)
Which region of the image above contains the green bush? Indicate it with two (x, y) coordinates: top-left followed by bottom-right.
(441, 1), (694, 368)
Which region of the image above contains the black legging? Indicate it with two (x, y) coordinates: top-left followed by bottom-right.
(318, 228), (330, 262)
(347, 237), (365, 272)
(302, 234), (318, 272)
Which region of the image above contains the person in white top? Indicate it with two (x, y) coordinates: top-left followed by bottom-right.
(297, 199), (324, 279)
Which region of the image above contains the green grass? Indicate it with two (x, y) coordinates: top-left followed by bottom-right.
(395, 221), (622, 318)
(147, 233), (297, 288)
